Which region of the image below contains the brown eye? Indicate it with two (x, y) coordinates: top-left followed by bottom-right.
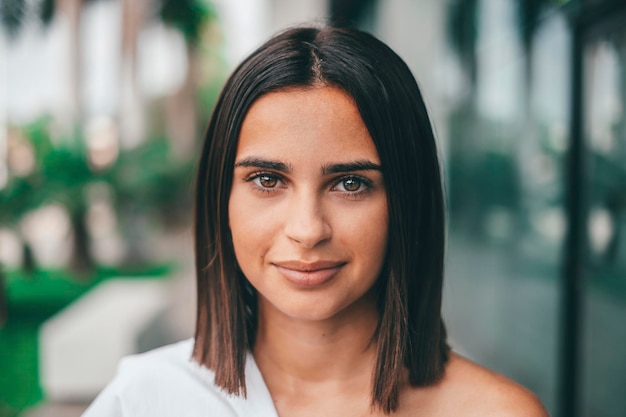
(341, 177), (362, 192)
(259, 174), (278, 188)
(332, 176), (373, 196)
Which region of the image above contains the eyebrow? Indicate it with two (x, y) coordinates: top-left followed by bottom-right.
(234, 157), (292, 173)
(321, 160), (382, 175)
(234, 157), (382, 175)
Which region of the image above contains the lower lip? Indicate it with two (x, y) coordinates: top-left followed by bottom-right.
(274, 265), (343, 287)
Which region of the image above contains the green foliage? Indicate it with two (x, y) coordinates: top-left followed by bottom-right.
(1, 124), (90, 225)
(39, 0), (55, 27)
(107, 135), (196, 227)
(0, 320), (42, 415)
(0, 0), (26, 38)
(0, 117), (195, 294)
(5, 265), (171, 314)
(159, 0), (216, 46)
(0, 119), (194, 228)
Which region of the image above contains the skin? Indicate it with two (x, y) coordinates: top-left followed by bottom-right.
(228, 86), (548, 417)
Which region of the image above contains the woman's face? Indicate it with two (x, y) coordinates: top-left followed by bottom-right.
(228, 86), (388, 322)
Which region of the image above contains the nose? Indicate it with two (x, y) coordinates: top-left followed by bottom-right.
(284, 190), (331, 248)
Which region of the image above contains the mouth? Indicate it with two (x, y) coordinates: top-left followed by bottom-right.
(272, 260), (346, 287)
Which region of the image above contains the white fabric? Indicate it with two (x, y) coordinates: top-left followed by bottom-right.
(82, 339), (279, 417)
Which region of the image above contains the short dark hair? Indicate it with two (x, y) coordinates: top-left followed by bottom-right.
(193, 25), (449, 414)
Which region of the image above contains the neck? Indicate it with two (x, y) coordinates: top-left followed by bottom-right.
(252, 293), (379, 390)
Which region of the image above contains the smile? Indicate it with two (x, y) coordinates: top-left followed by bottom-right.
(272, 261), (346, 287)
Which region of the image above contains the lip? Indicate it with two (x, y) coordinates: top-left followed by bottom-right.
(272, 260), (345, 287)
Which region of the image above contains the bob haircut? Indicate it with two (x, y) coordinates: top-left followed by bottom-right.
(193, 25), (449, 414)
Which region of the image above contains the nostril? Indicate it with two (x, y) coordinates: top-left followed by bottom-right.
(284, 205), (331, 248)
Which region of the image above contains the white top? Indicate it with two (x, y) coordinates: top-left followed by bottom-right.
(82, 339), (279, 417)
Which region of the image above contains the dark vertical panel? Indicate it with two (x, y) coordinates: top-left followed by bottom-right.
(559, 2), (626, 416)
(558, 11), (584, 417)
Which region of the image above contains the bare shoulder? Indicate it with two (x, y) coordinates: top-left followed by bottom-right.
(401, 353), (549, 416)
(436, 353), (550, 417)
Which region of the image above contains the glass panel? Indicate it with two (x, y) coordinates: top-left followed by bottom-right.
(443, 6), (570, 414)
(582, 16), (626, 417)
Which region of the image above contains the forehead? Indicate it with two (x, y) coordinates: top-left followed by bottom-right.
(236, 87), (380, 164)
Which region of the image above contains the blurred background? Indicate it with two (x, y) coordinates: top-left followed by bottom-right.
(0, 0), (624, 416)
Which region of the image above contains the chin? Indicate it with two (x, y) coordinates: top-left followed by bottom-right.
(263, 298), (345, 322)
(286, 304), (340, 321)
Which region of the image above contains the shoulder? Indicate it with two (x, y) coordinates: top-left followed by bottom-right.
(436, 353), (549, 417)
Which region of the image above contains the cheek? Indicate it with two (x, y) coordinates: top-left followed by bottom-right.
(336, 201), (389, 264)
(228, 193), (276, 266)
(228, 191), (251, 265)
(364, 207), (389, 264)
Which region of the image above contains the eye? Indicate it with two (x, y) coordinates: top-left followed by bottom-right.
(341, 177), (361, 192)
(333, 176), (369, 193)
(245, 172), (283, 191)
(257, 174), (278, 188)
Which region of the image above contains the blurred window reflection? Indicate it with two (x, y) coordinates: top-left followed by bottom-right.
(581, 10), (626, 416)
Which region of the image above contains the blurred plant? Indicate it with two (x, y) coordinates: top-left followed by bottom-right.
(0, 118), (195, 277)
(0, 267), (6, 327)
(159, 0), (215, 46)
(0, 0), (26, 38)
(1, 123), (93, 275)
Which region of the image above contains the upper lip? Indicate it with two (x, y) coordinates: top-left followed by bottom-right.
(272, 260), (346, 272)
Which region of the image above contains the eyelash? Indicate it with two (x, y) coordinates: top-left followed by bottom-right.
(244, 172), (374, 198)
(245, 172), (285, 193)
(331, 176), (373, 198)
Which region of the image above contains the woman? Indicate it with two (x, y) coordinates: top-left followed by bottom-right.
(83, 26), (548, 416)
